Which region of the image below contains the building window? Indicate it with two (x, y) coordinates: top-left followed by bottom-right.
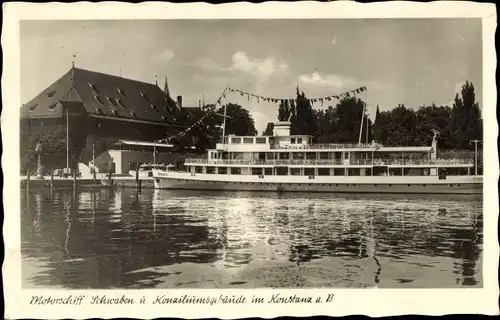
(28, 104), (39, 112)
(291, 137), (296, 144)
(297, 137), (303, 144)
(47, 90), (56, 97)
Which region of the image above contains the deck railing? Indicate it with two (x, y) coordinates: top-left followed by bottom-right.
(272, 143), (381, 150)
(184, 158), (474, 166)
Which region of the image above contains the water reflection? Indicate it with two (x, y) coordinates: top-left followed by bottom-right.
(21, 189), (483, 288)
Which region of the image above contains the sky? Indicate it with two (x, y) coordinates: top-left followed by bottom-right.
(20, 19), (482, 133)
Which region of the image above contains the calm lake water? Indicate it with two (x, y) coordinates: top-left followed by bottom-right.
(21, 188), (483, 289)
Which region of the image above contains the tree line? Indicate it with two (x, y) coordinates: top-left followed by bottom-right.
(257, 82), (482, 151)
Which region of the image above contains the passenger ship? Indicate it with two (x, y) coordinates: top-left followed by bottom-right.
(154, 121), (482, 194)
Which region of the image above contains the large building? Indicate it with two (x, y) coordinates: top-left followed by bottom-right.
(20, 65), (190, 169)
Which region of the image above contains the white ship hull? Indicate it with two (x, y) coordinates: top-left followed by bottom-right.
(153, 172), (482, 194)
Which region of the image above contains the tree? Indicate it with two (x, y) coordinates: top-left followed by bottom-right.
(330, 96), (367, 143)
(384, 104), (418, 146)
(291, 87), (317, 137)
(263, 122), (274, 136)
(21, 131), (67, 174)
(277, 99), (293, 121)
(414, 104), (453, 148)
(447, 81), (482, 149)
(175, 103), (257, 151)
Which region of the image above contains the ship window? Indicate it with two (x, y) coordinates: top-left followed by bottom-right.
(231, 137), (242, 144)
(255, 137), (267, 144)
(264, 168), (273, 175)
(291, 138), (296, 144)
(206, 167), (216, 174)
(88, 82), (99, 94)
(48, 103), (57, 110)
(243, 137), (253, 144)
(218, 167), (227, 174)
(230, 167), (241, 175)
(28, 104), (39, 111)
(47, 90), (56, 97)
(297, 137), (303, 143)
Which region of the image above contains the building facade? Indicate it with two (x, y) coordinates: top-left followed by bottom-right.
(20, 66), (189, 170)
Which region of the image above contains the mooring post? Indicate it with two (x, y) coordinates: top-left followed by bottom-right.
(26, 168), (31, 191)
(135, 167), (141, 192)
(50, 170), (54, 190)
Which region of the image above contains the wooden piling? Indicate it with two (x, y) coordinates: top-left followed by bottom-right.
(73, 169), (77, 189)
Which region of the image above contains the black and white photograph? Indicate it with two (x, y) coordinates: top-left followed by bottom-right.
(2, 2), (498, 318)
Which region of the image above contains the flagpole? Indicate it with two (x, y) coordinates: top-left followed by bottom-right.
(153, 140), (156, 164)
(221, 87), (228, 143)
(358, 100), (365, 145)
(66, 108), (69, 171)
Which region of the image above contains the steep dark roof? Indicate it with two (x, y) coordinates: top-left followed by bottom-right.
(21, 67), (184, 126)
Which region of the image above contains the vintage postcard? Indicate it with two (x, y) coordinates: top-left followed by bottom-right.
(2, 1), (498, 318)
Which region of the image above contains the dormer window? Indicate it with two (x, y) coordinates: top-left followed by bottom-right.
(47, 91), (56, 97)
(117, 88), (125, 97)
(88, 82), (99, 94)
(110, 108), (119, 116)
(161, 116), (169, 121)
(129, 111), (137, 117)
(150, 104), (158, 112)
(28, 104), (39, 111)
(116, 98), (126, 108)
(94, 95), (103, 105)
(140, 92), (151, 103)
(94, 107), (103, 114)
(291, 137), (296, 144)
(48, 103), (57, 110)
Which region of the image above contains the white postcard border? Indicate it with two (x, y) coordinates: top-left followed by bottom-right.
(2, 1), (498, 318)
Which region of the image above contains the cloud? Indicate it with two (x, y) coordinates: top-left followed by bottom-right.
(298, 71), (388, 91)
(156, 48), (175, 61)
(298, 72), (357, 89)
(229, 52), (289, 82)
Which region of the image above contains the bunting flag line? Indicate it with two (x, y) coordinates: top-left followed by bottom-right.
(227, 85), (366, 106)
(157, 87), (229, 143)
